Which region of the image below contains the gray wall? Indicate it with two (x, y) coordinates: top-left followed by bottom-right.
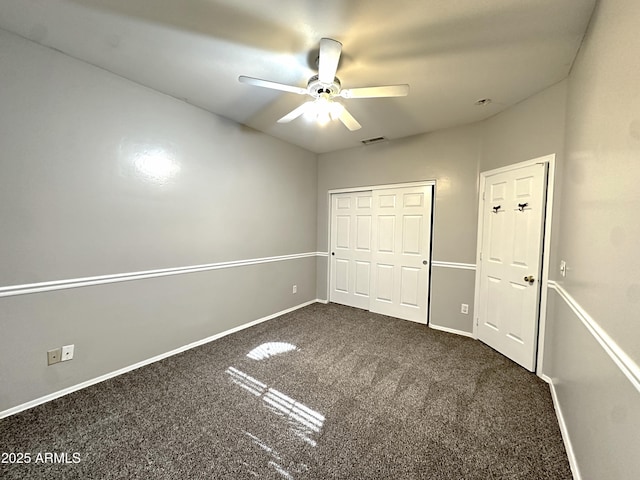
(481, 81), (567, 172)
(316, 82), (568, 334)
(317, 124), (482, 333)
(482, 81), (568, 277)
(0, 30), (317, 412)
(542, 0), (640, 477)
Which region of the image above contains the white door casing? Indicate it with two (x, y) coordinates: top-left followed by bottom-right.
(370, 185), (432, 323)
(476, 163), (547, 371)
(329, 191), (373, 309)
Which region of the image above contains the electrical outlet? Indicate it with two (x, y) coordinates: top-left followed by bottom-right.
(47, 348), (62, 366)
(461, 304), (469, 314)
(292, 285), (297, 294)
(61, 344), (75, 362)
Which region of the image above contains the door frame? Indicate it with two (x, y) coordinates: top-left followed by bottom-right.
(327, 180), (436, 322)
(472, 154), (556, 374)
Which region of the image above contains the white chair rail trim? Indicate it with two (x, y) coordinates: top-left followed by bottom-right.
(0, 252), (321, 298)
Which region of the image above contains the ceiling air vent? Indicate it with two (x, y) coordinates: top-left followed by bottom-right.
(361, 136), (387, 145)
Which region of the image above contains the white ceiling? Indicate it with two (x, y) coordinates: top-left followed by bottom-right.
(0, 0), (596, 154)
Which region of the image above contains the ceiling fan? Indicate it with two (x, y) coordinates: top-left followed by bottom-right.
(238, 38), (409, 131)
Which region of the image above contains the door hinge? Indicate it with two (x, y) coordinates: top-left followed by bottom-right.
(479, 252), (482, 261)
(482, 191), (485, 200)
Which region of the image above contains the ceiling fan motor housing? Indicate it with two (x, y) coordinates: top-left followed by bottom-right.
(307, 75), (341, 98)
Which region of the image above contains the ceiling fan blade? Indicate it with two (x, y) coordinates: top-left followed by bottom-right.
(340, 84), (410, 99)
(238, 75), (307, 95)
(338, 107), (362, 131)
(277, 102), (314, 123)
(318, 38), (342, 84)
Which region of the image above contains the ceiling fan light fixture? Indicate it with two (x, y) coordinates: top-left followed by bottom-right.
(317, 112), (331, 126)
(306, 93), (344, 126)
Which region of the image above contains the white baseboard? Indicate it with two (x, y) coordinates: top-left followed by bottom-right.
(0, 299), (321, 419)
(540, 374), (581, 480)
(428, 323), (475, 338)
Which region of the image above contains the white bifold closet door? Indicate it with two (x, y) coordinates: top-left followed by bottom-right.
(330, 185), (432, 323)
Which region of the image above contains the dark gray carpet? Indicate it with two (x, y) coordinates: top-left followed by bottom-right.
(1, 303), (571, 479)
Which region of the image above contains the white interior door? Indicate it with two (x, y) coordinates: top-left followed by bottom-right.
(370, 185), (433, 324)
(329, 191), (373, 309)
(477, 163), (547, 371)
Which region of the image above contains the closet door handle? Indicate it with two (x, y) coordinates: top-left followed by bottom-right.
(422, 260), (428, 265)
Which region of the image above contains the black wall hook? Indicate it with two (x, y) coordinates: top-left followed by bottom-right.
(492, 205), (501, 213)
(518, 202), (529, 211)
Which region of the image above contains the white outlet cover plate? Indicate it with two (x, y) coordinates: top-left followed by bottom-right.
(61, 344), (74, 361)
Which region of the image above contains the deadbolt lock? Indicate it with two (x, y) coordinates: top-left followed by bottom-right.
(524, 275), (535, 285)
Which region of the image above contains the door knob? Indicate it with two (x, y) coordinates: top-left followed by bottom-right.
(524, 275), (535, 285)
(422, 260), (428, 265)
